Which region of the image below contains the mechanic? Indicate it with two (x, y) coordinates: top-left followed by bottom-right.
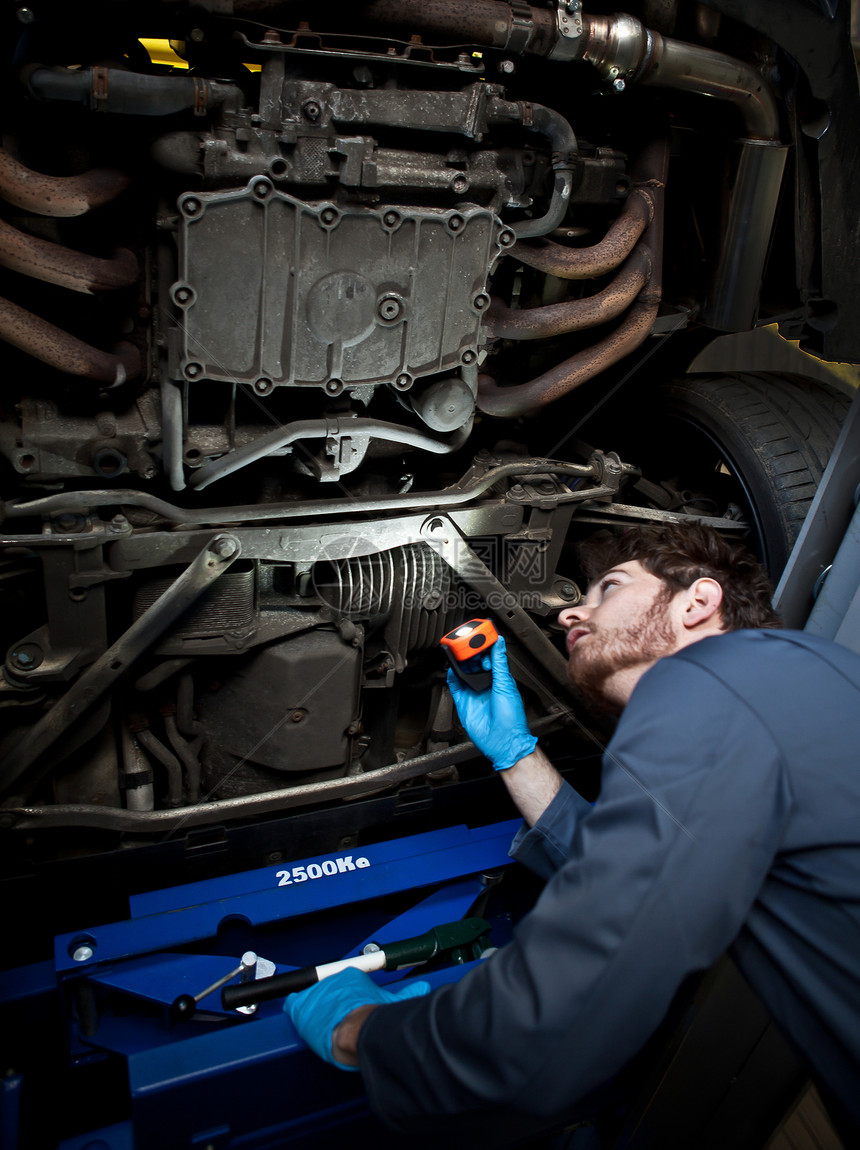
(286, 524), (860, 1144)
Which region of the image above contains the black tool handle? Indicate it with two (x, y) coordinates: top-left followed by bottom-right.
(221, 965), (317, 1009)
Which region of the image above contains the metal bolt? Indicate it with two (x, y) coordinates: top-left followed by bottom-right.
(473, 293), (489, 311)
(462, 350), (476, 364)
(498, 59), (515, 74)
(378, 297), (402, 321)
(559, 582), (578, 601)
(55, 513), (84, 533)
(289, 709), (305, 723)
(72, 945), (94, 963)
(10, 644), (42, 671)
(320, 207), (337, 225)
(302, 100), (321, 122)
(449, 214), (464, 232)
(395, 374), (411, 389)
(175, 287), (192, 304)
(451, 175), (469, 194)
(566, 0), (581, 11)
(110, 514), (128, 533)
(190, 27), (206, 41)
(383, 211), (399, 227)
(183, 198), (201, 215)
(212, 537), (237, 559)
(613, 78), (626, 92)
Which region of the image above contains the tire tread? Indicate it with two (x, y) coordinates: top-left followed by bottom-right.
(661, 371), (850, 571)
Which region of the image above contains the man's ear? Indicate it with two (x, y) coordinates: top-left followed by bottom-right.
(681, 577), (724, 630)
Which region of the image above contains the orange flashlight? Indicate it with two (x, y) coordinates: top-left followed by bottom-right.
(440, 618), (499, 691)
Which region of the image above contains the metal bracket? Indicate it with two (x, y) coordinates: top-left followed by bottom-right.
(507, 0), (537, 55)
(550, 0), (584, 61)
(420, 513), (570, 689)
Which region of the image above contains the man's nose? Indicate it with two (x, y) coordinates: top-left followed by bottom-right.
(558, 602), (591, 629)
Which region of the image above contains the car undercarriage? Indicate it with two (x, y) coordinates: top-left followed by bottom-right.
(2, 0), (857, 838)
(0, 3), (858, 1143)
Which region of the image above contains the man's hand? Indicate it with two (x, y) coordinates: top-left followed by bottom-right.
(284, 967), (431, 1070)
(447, 635), (538, 772)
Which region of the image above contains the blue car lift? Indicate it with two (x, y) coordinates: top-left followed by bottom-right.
(0, 818), (521, 1150)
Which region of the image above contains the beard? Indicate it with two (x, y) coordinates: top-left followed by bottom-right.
(567, 590), (678, 712)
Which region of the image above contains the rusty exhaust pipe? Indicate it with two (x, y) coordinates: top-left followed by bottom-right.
(477, 138), (667, 418)
(0, 296), (140, 385)
(477, 297), (660, 417)
(0, 219), (138, 295)
(0, 149), (130, 217)
(487, 245), (651, 340)
(511, 186), (655, 280)
(222, 0), (558, 55)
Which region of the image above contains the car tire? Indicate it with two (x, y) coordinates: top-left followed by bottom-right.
(604, 372), (850, 578)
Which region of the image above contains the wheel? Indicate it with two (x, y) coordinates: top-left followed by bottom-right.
(604, 372), (850, 578)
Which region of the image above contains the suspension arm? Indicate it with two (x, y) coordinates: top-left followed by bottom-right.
(0, 534), (241, 800)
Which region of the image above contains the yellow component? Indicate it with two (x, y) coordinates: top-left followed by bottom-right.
(138, 39), (189, 69)
(779, 332), (860, 392)
(137, 38), (261, 73)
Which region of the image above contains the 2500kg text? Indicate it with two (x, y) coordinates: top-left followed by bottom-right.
(275, 856), (371, 885)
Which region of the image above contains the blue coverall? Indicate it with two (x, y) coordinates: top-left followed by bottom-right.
(358, 630), (860, 1141)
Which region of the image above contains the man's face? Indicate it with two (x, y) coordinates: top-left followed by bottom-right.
(557, 560), (680, 710)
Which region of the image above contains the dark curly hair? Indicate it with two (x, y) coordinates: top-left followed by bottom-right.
(579, 524), (782, 631)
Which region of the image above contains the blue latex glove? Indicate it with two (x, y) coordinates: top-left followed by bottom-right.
(446, 634), (538, 771)
(284, 966), (431, 1070)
